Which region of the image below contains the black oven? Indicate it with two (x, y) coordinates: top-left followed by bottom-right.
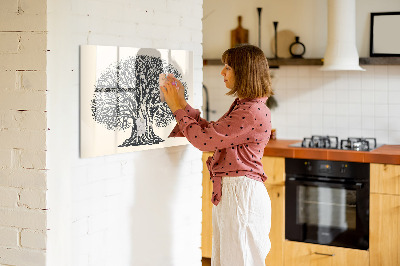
(285, 158), (369, 250)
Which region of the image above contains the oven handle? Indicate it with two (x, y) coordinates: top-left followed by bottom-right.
(286, 177), (364, 189)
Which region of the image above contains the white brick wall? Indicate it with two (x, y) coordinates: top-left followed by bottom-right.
(21, 229), (47, 250)
(0, 0), (48, 265)
(2, 0), (204, 264)
(0, 187), (19, 208)
(47, 1), (203, 266)
(0, 227), (19, 247)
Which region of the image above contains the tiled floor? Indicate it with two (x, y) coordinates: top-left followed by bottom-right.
(202, 257), (211, 266)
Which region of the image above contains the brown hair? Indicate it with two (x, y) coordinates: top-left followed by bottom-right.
(221, 44), (273, 99)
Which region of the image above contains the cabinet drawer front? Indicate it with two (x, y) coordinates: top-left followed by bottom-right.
(284, 241), (369, 266)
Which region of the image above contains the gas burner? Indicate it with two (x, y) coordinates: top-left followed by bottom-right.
(301, 135), (339, 149)
(340, 137), (377, 151)
(290, 136), (380, 151)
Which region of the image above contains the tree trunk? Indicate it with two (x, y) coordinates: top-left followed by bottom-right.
(119, 114), (164, 147)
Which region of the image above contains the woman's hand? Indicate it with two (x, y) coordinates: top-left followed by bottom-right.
(160, 75), (187, 113)
(167, 74), (187, 108)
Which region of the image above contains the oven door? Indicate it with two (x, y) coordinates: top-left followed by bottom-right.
(285, 177), (369, 250)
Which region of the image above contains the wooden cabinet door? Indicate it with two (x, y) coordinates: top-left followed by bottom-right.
(262, 157), (285, 265)
(370, 163), (400, 195)
(264, 184), (284, 266)
(370, 193), (400, 266)
(202, 152), (213, 258)
(262, 156), (285, 186)
(284, 241), (369, 266)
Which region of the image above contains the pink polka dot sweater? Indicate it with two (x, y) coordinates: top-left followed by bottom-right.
(169, 97), (272, 206)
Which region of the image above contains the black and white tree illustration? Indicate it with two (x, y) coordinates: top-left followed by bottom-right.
(90, 50), (188, 147)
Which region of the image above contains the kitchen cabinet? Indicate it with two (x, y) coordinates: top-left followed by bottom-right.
(370, 163), (400, 195)
(261, 156), (285, 186)
(261, 156), (285, 266)
(202, 152), (213, 258)
(370, 163), (400, 266)
(264, 184), (284, 266)
(260, 141), (400, 266)
(284, 241), (369, 266)
(202, 155), (400, 265)
(201, 153), (286, 266)
(370, 193), (400, 266)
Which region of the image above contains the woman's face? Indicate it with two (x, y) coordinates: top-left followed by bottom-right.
(220, 64), (235, 89)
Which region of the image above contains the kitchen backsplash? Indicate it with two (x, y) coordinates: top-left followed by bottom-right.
(203, 65), (400, 144)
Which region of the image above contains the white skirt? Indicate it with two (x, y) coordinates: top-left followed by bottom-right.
(212, 176), (271, 266)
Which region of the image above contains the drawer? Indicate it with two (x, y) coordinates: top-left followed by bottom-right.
(283, 241), (369, 266)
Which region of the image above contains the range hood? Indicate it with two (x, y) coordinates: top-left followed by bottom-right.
(320, 0), (365, 71)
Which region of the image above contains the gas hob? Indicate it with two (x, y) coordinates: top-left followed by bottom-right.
(289, 135), (382, 151)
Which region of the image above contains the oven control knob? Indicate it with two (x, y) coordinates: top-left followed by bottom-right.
(340, 164), (347, 174)
(304, 161), (312, 171)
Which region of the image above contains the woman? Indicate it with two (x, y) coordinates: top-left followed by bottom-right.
(161, 44), (273, 266)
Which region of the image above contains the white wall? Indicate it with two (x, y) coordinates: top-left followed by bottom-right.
(204, 0), (326, 59)
(271, 65), (400, 144)
(0, 0), (48, 265)
(47, 0), (203, 266)
(203, 0), (400, 145)
(203, 0), (400, 58)
(204, 65), (400, 144)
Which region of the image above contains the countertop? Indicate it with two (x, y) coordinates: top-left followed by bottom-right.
(263, 139), (400, 165)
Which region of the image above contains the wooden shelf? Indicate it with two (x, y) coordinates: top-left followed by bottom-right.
(268, 58), (322, 67)
(203, 57), (400, 67)
(359, 57), (400, 65)
(202, 59), (223, 66)
(203, 58), (323, 67)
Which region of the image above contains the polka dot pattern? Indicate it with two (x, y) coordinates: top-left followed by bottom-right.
(169, 97), (272, 206)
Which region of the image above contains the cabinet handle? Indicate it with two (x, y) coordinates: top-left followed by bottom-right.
(314, 252), (335, 257)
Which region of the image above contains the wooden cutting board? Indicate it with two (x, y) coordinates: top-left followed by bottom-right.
(231, 16), (249, 48)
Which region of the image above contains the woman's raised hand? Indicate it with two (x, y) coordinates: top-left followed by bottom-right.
(167, 74), (187, 108)
(160, 75), (187, 113)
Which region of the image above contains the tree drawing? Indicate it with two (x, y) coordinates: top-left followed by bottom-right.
(90, 51), (188, 147)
